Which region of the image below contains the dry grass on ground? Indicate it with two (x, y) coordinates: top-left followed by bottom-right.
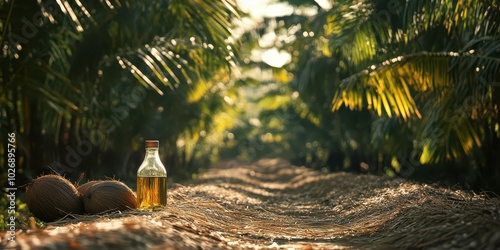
(2, 158), (500, 249)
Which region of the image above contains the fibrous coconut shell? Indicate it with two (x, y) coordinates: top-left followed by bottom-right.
(82, 180), (137, 214)
(76, 180), (100, 195)
(25, 175), (84, 222)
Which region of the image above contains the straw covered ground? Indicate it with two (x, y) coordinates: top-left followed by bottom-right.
(2, 158), (500, 249)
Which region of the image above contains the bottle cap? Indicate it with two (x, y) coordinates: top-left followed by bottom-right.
(145, 140), (159, 148)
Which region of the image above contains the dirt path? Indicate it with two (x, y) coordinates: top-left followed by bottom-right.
(3, 158), (500, 249)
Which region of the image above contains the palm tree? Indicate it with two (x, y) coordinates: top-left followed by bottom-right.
(293, 0), (500, 189)
(0, 0), (241, 181)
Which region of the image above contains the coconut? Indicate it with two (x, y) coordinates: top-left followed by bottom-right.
(81, 180), (137, 214)
(76, 180), (100, 195)
(25, 175), (84, 222)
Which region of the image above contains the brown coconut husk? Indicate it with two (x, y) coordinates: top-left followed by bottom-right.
(25, 174), (84, 222)
(76, 180), (101, 195)
(81, 180), (137, 214)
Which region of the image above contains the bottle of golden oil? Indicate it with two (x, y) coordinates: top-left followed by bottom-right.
(137, 140), (167, 208)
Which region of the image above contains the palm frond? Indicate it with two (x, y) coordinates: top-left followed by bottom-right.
(325, 1), (386, 66)
(402, 0), (500, 40)
(332, 52), (444, 119)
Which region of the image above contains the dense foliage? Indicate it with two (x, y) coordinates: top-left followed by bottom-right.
(0, 0), (241, 183)
(237, 0), (500, 191)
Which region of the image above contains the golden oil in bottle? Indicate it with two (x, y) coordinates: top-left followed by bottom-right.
(137, 140), (168, 208)
(137, 176), (167, 208)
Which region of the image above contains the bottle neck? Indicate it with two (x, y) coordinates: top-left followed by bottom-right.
(145, 147), (160, 157)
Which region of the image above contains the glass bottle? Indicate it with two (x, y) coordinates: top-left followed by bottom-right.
(137, 140), (167, 208)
